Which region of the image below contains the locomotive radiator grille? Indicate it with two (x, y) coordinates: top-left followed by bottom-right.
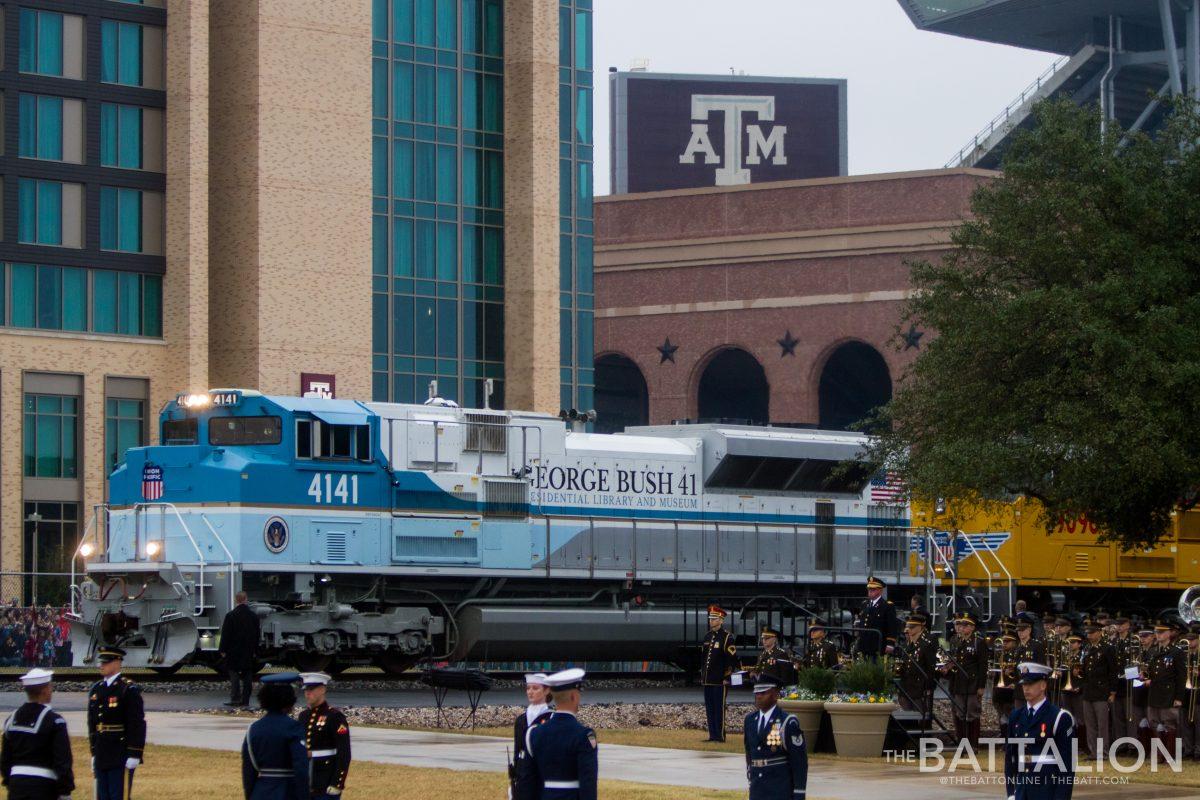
(465, 412), (507, 453)
(394, 535), (479, 560)
(484, 479), (528, 517)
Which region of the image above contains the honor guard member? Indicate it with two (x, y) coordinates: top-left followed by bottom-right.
(800, 622), (839, 670)
(297, 673), (350, 798)
(754, 628), (797, 686)
(992, 634), (1021, 734)
(1077, 621), (1118, 758)
(1146, 619), (1187, 757)
(942, 611), (988, 747)
(1004, 662), (1075, 800)
(0, 669), (73, 800)
(853, 577), (898, 658)
(700, 604), (739, 742)
(526, 669), (598, 800)
(896, 613), (938, 722)
(242, 673), (309, 800)
(743, 675), (807, 800)
(87, 646), (145, 800)
(511, 673), (553, 800)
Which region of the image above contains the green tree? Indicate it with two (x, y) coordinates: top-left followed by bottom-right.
(869, 99), (1200, 551)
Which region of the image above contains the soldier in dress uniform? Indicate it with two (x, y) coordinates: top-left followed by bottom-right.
(753, 628), (797, 686)
(1004, 662), (1075, 800)
(853, 577), (898, 659)
(1130, 627), (1156, 754)
(1146, 619), (1187, 757)
(799, 622), (839, 670)
(526, 668), (598, 800)
(0, 668), (73, 800)
(1076, 621), (1118, 758)
(86, 646), (145, 800)
(743, 675), (807, 800)
(297, 673), (350, 798)
(895, 613), (937, 722)
(941, 611), (988, 747)
(1013, 615), (1046, 710)
(511, 673), (553, 800)
(992, 633), (1021, 735)
(1056, 635), (1083, 744)
(699, 604), (739, 742)
(242, 673), (309, 800)
(1110, 616), (1138, 749)
(1180, 629), (1200, 760)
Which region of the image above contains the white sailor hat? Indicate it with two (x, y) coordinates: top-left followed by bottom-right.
(524, 672), (549, 686)
(544, 668), (586, 691)
(299, 672), (331, 688)
(19, 668), (53, 687)
(1017, 662), (1052, 684)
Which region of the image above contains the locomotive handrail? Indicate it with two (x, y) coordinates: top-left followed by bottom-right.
(199, 513), (237, 612)
(921, 528), (958, 625)
(70, 504), (109, 616)
(955, 529), (1014, 623)
(133, 502), (208, 617)
(384, 415), (545, 478)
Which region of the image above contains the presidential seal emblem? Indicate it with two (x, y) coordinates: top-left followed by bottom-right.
(264, 516), (289, 553)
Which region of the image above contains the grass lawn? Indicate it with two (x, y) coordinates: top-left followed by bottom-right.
(60, 738), (747, 799)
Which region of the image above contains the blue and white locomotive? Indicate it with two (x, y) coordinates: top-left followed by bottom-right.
(69, 389), (915, 672)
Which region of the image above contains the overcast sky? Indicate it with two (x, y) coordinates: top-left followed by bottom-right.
(592, 0), (1059, 195)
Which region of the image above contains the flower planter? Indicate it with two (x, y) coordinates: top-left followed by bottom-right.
(823, 701), (897, 758)
(777, 699), (825, 748)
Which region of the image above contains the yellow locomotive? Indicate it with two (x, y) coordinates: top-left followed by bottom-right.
(910, 497), (1200, 605)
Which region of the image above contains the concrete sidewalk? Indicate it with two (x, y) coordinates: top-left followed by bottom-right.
(55, 711), (1196, 800)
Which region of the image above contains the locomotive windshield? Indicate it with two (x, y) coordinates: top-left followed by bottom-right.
(208, 415), (282, 446)
(162, 417), (198, 445)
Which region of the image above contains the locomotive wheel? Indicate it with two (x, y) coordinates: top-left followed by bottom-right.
(375, 650), (419, 676)
(290, 652), (333, 672)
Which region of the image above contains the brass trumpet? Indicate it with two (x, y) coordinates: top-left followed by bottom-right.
(989, 647), (1013, 690)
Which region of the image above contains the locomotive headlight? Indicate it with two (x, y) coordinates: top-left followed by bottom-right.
(181, 393), (211, 409)
(145, 541), (162, 558)
(79, 542), (95, 558)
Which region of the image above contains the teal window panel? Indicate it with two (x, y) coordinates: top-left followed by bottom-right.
(483, 74), (503, 133)
(0, 264), (5, 325)
(414, 65), (435, 123)
(20, 10), (63, 77)
(392, 61), (413, 121)
(25, 392), (78, 478)
(373, 372), (389, 401)
(374, 355), (388, 370)
(436, 68), (457, 127)
(414, 202), (436, 219)
(373, 215), (388, 275)
(484, 360), (505, 379)
(483, 227), (503, 285)
(373, 0), (388, 39)
(19, 94), (63, 160)
(11, 265), (35, 328)
(392, 217), (413, 276)
(483, 303), (504, 360)
(559, 159), (571, 216)
(436, 222), (457, 280)
(462, 148), (480, 206)
(392, 138), (414, 198)
(577, 162), (592, 218)
(100, 187), (144, 252)
(484, 209), (504, 227)
(463, 283), (481, 299)
(559, 67), (571, 84)
(373, 276), (388, 292)
(560, 218), (572, 233)
(575, 88), (593, 144)
(62, 267), (86, 331)
(574, 10), (592, 70)
(577, 293), (593, 310)
(142, 275), (162, 336)
(462, 225), (481, 283)
(393, 44), (414, 60)
(393, 121), (414, 137)
(415, 47), (437, 64)
(437, 281), (458, 298)
(36, 265), (61, 330)
(393, 277), (414, 293)
(483, 0), (502, 56)
(393, 0), (414, 42)
(415, 296), (436, 355)
(559, 6), (571, 67)
(414, 141), (435, 201)
(92, 270), (117, 333)
(393, 295), (414, 354)
(373, 136), (388, 196)
(373, 40), (387, 57)
(576, 311), (593, 367)
(373, 118), (388, 135)
(483, 150), (503, 209)
(436, 145), (457, 204)
(437, 299), (457, 357)
(393, 200), (414, 216)
(560, 309), (572, 366)
(393, 357), (415, 372)
(437, 358), (458, 376)
(372, 59), (388, 117)
(577, 69), (592, 88)
(414, 124), (436, 141)
(18, 179), (62, 246)
(415, 0), (435, 46)
(373, 292), (388, 354)
(560, 292), (572, 308)
(560, 234), (572, 291)
(436, 204), (458, 221)
(393, 374), (415, 404)
(579, 144), (593, 161)
(436, 0), (456, 48)
(101, 103), (143, 168)
(462, 71), (479, 130)
(560, 385), (572, 410)
(578, 385), (594, 411)
(106, 398), (145, 472)
(559, 85), (571, 142)
(436, 128), (457, 145)
(117, 272), (141, 335)
(415, 220), (436, 278)
(437, 50), (456, 67)
(578, 219), (593, 234)
(101, 20), (144, 86)
(577, 237), (593, 293)
(462, 207), (481, 224)
(462, 0), (480, 53)
(483, 285), (504, 302)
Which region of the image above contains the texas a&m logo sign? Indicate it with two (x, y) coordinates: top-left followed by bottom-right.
(679, 95), (788, 186)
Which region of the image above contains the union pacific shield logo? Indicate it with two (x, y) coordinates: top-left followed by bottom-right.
(141, 463), (164, 501)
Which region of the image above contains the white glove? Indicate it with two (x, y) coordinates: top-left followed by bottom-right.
(327, 789), (342, 797)
(90, 757), (94, 770)
(125, 757), (140, 770)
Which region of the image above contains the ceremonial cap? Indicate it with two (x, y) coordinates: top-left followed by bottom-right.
(260, 671), (301, 684)
(1054, 617), (1072, 627)
(1018, 662), (1052, 684)
(545, 668), (586, 691)
(866, 576), (886, 590)
(707, 604), (727, 620)
(1001, 633), (1017, 642)
(1066, 634), (1082, 643)
(954, 610), (978, 626)
(300, 672), (331, 688)
(1154, 619), (1173, 632)
(761, 627), (780, 638)
(753, 674), (784, 694)
(1138, 627), (1155, 637)
(905, 613), (927, 627)
(808, 620), (825, 633)
(19, 668), (53, 687)
(97, 646), (126, 663)
(1084, 620), (1103, 633)
(525, 673), (549, 686)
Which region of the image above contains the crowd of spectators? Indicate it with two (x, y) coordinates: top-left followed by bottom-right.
(0, 603), (72, 667)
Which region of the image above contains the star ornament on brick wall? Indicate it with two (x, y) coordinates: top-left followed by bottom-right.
(777, 330), (799, 357)
(657, 337), (679, 364)
(903, 324), (924, 350)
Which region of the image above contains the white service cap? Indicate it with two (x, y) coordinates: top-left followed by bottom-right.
(544, 668), (586, 690)
(19, 668), (53, 687)
(299, 672), (331, 687)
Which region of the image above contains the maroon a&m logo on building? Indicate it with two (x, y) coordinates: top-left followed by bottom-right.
(301, 373), (336, 399)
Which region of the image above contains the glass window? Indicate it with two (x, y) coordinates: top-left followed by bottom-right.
(559, 6), (571, 67)
(577, 162), (592, 218)
(117, 271), (141, 334)
(36, 265), (61, 330)
(100, 186), (143, 252)
(393, 0), (414, 42)
(373, 292), (388, 354)
(576, 310), (593, 367)
(208, 416), (282, 446)
(393, 139), (413, 198)
(392, 61), (413, 120)
(436, 0), (456, 48)
(393, 217), (414, 276)
(483, 0), (502, 56)
(93, 270), (117, 333)
(415, 220), (435, 278)
(462, 0), (479, 53)
(312, 422), (370, 461)
(483, 74), (503, 132)
(560, 309), (571, 365)
(373, 215), (388, 275)
(415, 65), (435, 123)
(577, 237), (593, 293)
(19, 10), (64, 77)
(101, 20), (144, 86)
(483, 226), (502, 285)
(23, 501), (80, 602)
(559, 85), (572, 142)
(437, 298), (457, 357)
(415, 0), (435, 46)
(373, 0), (388, 39)
(436, 145), (456, 204)
(162, 417), (197, 445)
(483, 150), (503, 208)
(0, 263), (5, 326)
(436, 68), (457, 127)
(574, 10), (592, 70)
(483, 302), (503, 361)
(393, 294), (414, 354)
(23, 393), (78, 478)
(560, 234), (572, 291)
(559, 159), (571, 216)
(11, 264), (35, 328)
(142, 274), (162, 336)
(19, 94), (64, 160)
(414, 142), (435, 201)
(372, 136), (388, 196)
(462, 71), (479, 130)
(415, 296), (436, 355)
(575, 87), (593, 144)
(372, 58), (387, 118)
(436, 222), (456, 280)
(18, 179), (63, 246)
(100, 103), (143, 168)
(105, 397), (144, 472)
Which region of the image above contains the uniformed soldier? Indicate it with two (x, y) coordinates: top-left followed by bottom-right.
(700, 604), (739, 742)
(895, 613), (937, 722)
(86, 646), (146, 800)
(1146, 619), (1187, 758)
(242, 673), (309, 800)
(1056, 635), (1083, 742)
(1130, 627), (1156, 754)
(1077, 621), (1118, 758)
(799, 622), (839, 670)
(297, 673), (350, 799)
(853, 577), (898, 659)
(1180, 629), (1200, 760)
(754, 628), (797, 686)
(511, 673), (553, 800)
(991, 633), (1020, 734)
(941, 611), (987, 747)
(526, 668), (598, 800)
(0, 668), (73, 800)
(1110, 615), (1139, 749)
(743, 675), (807, 800)
(1004, 662), (1075, 800)
(1013, 615), (1046, 710)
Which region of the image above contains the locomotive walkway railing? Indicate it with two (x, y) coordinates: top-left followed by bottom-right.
(381, 414), (546, 477)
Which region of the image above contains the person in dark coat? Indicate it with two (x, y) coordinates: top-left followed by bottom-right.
(297, 673), (351, 799)
(242, 674), (309, 800)
(853, 577), (898, 659)
(511, 673), (553, 800)
(221, 591), (262, 707)
(0, 668), (73, 800)
(526, 669), (597, 800)
(87, 647), (146, 800)
(699, 604), (739, 742)
(743, 675), (807, 800)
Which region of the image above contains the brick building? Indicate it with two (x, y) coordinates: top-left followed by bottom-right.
(592, 168), (991, 433)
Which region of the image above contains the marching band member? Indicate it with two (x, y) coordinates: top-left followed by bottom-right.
(799, 622), (839, 670)
(1146, 620), (1187, 757)
(754, 628), (797, 686)
(1077, 621), (1118, 758)
(895, 613), (937, 723)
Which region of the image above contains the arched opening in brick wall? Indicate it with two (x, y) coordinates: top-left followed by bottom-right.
(697, 348), (769, 424)
(594, 353), (649, 433)
(818, 341), (892, 431)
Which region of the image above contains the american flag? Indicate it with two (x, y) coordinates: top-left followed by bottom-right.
(141, 463), (164, 501)
(869, 471), (905, 504)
